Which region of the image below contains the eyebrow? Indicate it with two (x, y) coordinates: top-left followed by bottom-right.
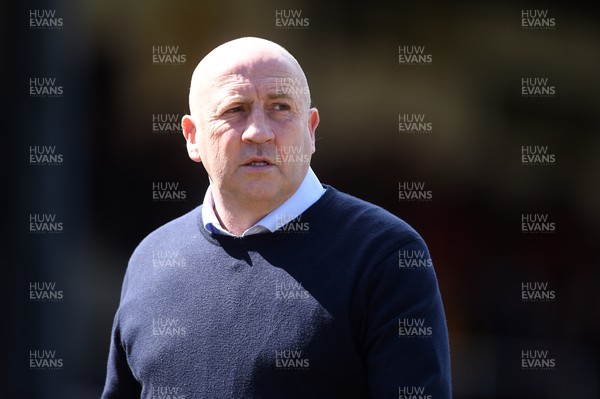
(223, 92), (295, 103)
(215, 91), (296, 112)
(216, 95), (252, 109)
(266, 92), (295, 101)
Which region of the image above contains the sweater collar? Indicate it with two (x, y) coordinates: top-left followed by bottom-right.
(201, 167), (325, 237)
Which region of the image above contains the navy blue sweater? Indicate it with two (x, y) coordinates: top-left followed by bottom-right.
(102, 186), (451, 398)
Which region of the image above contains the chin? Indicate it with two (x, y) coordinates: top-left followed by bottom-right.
(240, 183), (289, 204)
(242, 188), (278, 202)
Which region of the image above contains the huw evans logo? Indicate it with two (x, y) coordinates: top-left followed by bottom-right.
(275, 214), (310, 233)
(275, 281), (310, 300)
(521, 145), (556, 166)
(151, 250), (187, 268)
(521, 349), (556, 370)
(399, 386), (431, 399)
(152, 318), (187, 337)
(275, 145), (311, 164)
(29, 10), (63, 29)
(521, 214), (555, 233)
(29, 350), (63, 370)
(29, 282), (63, 302)
(152, 46), (187, 65)
(521, 282), (556, 302)
(275, 10), (309, 29)
(398, 182), (432, 202)
(275, 350), (310, 370)
(521, 10), (555, 29)
(29, 214), (63, 234)
(521, 77), (556, 98)
(29, 77), (63, 97)
(152, 114), (182, 134)
(398, 318), (432, 338)
(399, 250), (433, 269)
(152, 182), (186, 201)
(151, 386), (187, 399)
(398, 114), (432, 134)
(398, 45), (432, 66)
(29, 146), (63, 166)
(275, 77), (310, 98)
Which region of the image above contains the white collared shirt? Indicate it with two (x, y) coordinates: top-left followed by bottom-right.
(202, 167), (325, 237)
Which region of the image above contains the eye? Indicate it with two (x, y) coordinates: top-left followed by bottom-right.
(225, 106), (243, 113)
(272, 103), (291, 111)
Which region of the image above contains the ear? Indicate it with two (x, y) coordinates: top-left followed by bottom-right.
(307, 108), (319, 154)
(182, 115), (202, 162)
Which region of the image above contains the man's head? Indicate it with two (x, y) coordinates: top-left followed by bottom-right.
(182, 37), (319, 213)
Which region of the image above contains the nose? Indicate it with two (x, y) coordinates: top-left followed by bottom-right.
(241, 107), (274, 144)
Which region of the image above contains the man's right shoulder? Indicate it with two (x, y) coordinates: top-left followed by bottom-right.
(130, 205), (203, 259)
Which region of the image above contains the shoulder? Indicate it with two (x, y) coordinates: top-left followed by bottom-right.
(320, 185), (424, 246)
(129, 205), (203, 263)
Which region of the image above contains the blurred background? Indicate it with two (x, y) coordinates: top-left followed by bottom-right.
(4, 0), (600, 398)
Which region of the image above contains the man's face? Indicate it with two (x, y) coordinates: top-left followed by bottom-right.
(185, 52), (319, 207)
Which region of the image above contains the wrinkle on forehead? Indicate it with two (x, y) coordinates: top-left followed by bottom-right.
(210, 85), (299, 119)
(189, 37), (311, 115)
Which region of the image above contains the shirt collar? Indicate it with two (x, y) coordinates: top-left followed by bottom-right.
(202, 167), (325, 237)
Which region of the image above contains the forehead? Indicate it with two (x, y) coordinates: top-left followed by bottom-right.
(206, 69), (303, 105)
(191, 49), (308, 111)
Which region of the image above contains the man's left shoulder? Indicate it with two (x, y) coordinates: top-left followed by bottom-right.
(324, 185), (424, 244)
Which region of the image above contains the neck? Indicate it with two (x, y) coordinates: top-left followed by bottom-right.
(211, 192), (288, 236)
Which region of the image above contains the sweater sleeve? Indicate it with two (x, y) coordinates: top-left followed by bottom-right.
(101, 312), (141, 398)
(361, 237), (451, 399)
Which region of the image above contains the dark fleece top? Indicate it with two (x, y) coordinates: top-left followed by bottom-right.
(102, 186), (451, 398)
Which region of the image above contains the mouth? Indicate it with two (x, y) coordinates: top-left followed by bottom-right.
(242, 158), (275, 169)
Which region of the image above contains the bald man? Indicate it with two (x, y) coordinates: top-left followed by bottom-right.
(102, 37), (451, 399)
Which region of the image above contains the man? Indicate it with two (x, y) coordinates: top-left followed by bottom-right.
(102, 37), (451, 398)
